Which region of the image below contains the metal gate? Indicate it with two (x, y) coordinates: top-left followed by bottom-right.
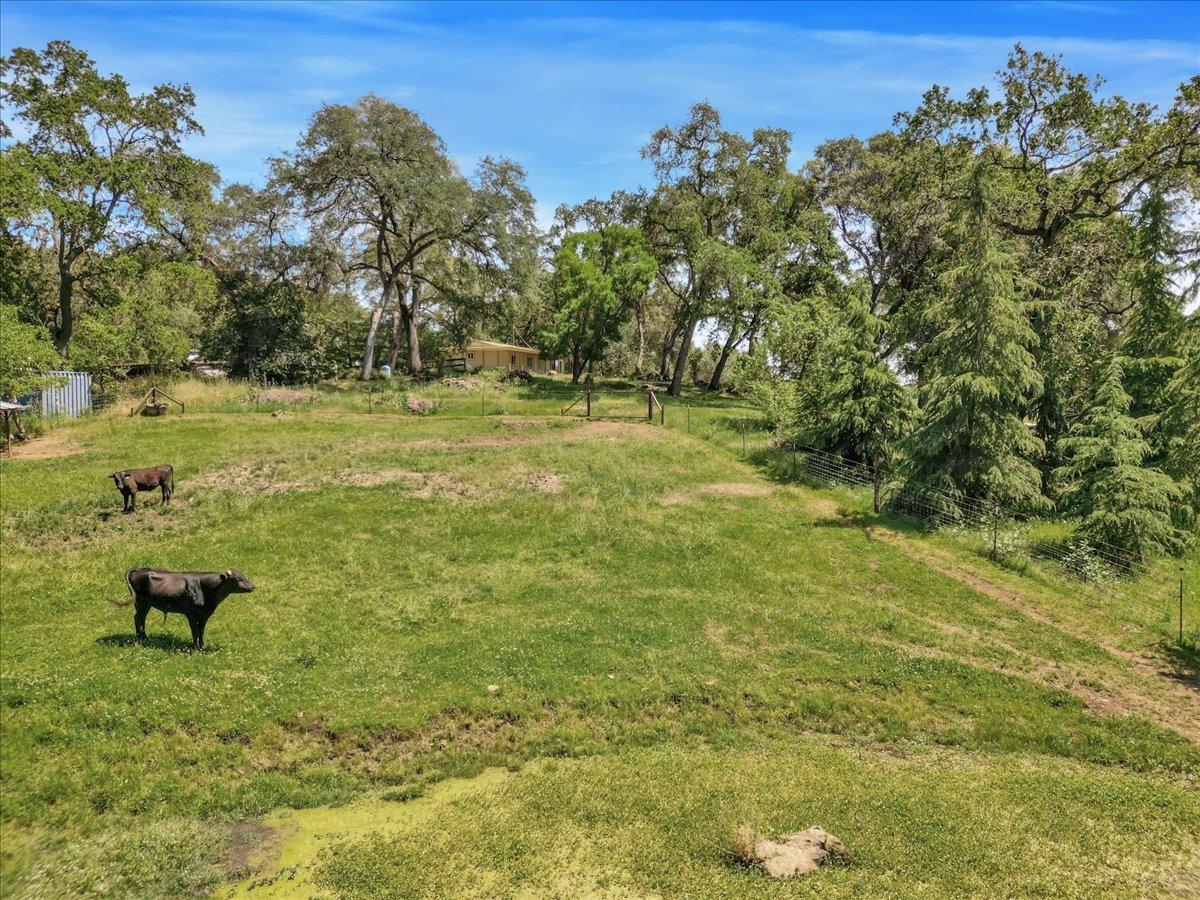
(39, 370), (93, 418)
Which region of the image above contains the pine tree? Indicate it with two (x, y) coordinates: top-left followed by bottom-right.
(814, 295), (915, 511)
(1158, 323), (1200, 523)
(904, 159), (1046, 513)
(1122, 188), (1187, 455)
(1056, 357), (1182, 564)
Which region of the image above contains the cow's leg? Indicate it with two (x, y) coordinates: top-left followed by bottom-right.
(162, 482), (171, 505)
(189, 617), (204, 651)
(134, 600), (150, 641)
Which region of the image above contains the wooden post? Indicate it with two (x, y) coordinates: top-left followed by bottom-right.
(3, 410), (10, 456)
(648, 390), (653, 423)
(586, 390), (591, 418)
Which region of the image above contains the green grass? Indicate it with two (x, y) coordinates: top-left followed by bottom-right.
(2, 379), (1197, 897)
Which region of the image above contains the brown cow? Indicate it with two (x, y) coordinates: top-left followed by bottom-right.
(111, 465), (174, 512)
(117, 567), (256, 649)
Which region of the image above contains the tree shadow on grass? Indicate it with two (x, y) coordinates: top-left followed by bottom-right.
(95, 633), (203, 653)
(1157, 639), (1200, 692)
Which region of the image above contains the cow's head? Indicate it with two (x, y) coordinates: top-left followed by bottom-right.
(222, 569), (255, 594)
(110, 472), (126, 489)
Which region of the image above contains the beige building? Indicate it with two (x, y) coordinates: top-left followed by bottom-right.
(457, 339), (552, 373)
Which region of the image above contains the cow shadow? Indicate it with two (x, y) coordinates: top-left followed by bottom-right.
(95, 633), (206, 653)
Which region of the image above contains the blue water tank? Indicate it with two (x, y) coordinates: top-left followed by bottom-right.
(379, 365), (393, 378)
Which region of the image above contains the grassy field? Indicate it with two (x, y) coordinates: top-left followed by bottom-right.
(1, 377), (1197, 897)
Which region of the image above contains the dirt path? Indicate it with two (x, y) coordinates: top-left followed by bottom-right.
(5, 433), (86, 459)
(866, 525), (1200, 745)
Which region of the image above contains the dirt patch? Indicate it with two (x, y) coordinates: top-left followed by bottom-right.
(705, 622), (749, 658)
(660, 491), (691, 506)
(408, 418), (652, 451)
(526, 472), (563, 494)
(798, 492), (842, 518)
(405, 397), (433, 415)
(698, 482), (771, 498)
(328, 468), (475, 498)
(189, 464), (476, 499)
(6, 434), (86, 460)
(501, 418), (545, 430)
(254, 389), (313, 404)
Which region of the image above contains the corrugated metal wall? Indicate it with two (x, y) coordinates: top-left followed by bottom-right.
(40, 371), (93, 418)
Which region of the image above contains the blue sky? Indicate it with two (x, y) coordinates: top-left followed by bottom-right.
(3, 1), (1198, 225)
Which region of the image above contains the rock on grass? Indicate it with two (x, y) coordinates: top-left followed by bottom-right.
(731, 824), (852, 878)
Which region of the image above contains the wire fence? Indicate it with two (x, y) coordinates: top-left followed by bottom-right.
(61, 376), (1191, 637)
(735, 433), (1189, 634)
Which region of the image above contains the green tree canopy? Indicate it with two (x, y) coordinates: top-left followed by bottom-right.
(277, 94), (535, 378)
(812, 294), (916, 510)
(0, 303), (60, 400)
(1056, 357), (1183, 564)
(904, 159), (1046, 512)
(0, 40), (212, 356)
(543, 225), (655, 383)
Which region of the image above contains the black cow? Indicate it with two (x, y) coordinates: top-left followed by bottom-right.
(111, 465), (174, 512)
(120, 567), (255, 650)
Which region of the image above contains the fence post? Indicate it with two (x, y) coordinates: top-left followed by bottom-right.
(1181, 567), (1186, 644)
(792, 444), (797, 480)
(740, 420), (746, 457)
(660, 402), (665, 427)
(686, 404), (690, 433)
(368, 388), (373, 414)
(990, 505), (998, 560)
(648, 390), (653, 423)
(586, 390), (591, 418)
(481, 386), (485, 417)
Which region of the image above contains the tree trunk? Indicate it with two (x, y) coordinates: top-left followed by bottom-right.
(387, 304), (403, 371)
(746, 311), (762, 357)
(54, 272), (75, 357)
(633, 305), (647, 379)
(669, 316), (698, 397)
(406, 280), (423, 376)
(658, 321), (680, 381)
(360, 277), (393, 380)
(707, 322), (741, 391)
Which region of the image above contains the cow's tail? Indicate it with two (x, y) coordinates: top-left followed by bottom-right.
(108, 568), (137, 607)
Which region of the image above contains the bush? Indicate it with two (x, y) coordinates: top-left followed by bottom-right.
(0, 303), (60, 399)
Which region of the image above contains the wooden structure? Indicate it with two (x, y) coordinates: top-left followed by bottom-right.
(648, 389), (664, 425)
(131, 386), (185, 417)
(449, 340), (550, 374)
(2, 400), (28, 456)
(560, 387), (664, 425)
